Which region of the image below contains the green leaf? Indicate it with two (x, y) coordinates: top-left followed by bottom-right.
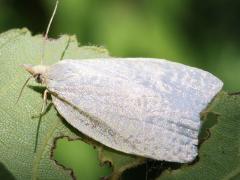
(1, 29), (239, 180)
(157, 92), (240, 180)
(0, 29), (144, 179)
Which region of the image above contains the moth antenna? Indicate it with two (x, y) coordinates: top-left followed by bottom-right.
(16, 76), (32, 104)
(41, 0), (59, 64)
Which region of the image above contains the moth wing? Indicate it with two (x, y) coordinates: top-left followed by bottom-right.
(46, 58), (223, 163)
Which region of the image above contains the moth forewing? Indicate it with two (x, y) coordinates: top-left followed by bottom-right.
(42, 58), (223, 163)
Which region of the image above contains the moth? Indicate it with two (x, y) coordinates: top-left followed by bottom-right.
(22, 58), (223, 163)
(20, 1), (223, 163)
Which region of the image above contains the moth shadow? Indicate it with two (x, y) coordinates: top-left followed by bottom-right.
(27, 85), (52, 101)
(123, 159), (182, 180)
(0, 162), (15, 180)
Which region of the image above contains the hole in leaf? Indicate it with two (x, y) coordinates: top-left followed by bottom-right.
(53, 137), (112, 179)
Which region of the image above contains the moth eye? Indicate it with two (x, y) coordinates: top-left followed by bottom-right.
(35, 74), (42, 83)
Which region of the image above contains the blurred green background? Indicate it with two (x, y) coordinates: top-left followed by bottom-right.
(1, 0), (240, 179)
(1, 0), (240, 91)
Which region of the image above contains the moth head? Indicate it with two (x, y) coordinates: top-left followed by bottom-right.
(22, 64), (48, 84)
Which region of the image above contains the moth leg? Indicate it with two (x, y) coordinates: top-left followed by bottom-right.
(32, 89), (49, 118)
(41, 89), (49, 115)
(33, 89), (49, 152)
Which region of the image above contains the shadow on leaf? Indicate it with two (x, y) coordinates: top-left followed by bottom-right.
(0, 163), (15, 180)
